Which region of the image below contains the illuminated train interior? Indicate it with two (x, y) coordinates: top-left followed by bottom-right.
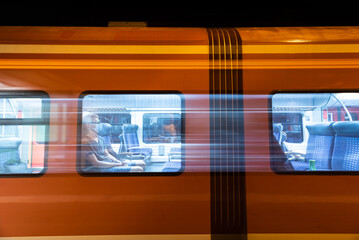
(0, 93), (185, 175)
(80, 93), (183, 174)
(272, 92), (359, 172)
(3, 92), (359, 175)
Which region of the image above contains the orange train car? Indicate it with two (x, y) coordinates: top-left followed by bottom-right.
(1, 26), (359, 239)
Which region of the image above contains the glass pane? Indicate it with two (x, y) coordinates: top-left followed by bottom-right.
(143, 113), (181, 144)
(273, 113), (303, 143)
(97, 113), (131, 143)
(0, 98), (43, 119)
(0, 125), (46, 174)
(271, 92), (359, 172)
(80, 94), (183, 174)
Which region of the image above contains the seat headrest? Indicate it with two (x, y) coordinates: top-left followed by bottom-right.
(111, 124), (122, 136)
(333, 121), (359, 137)
(273, 123), (283, 133)
(98, 123), (112, 136)
(122, 124), (138, 133)
(0, 137), (22, 149)
(306, 122), (335, 136)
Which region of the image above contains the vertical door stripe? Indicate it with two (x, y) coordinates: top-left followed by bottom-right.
(208, 28), (247, 240)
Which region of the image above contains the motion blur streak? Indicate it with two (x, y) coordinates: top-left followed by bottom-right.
(0, 44), (209, 54)
(243, 44), (359, 54)
(2, 59), (359, 69)
(3, 43), (359, 54)
(0, 59), (220, 70)
(1, 234), (359, 240)
(0, 193), (206, 204)
(0, 235), (211, 240)
(247, 234), (359, 240)
(0, 94), (278, 174)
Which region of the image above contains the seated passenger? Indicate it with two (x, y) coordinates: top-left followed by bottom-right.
(162, 114), (178, 137)
(98, 122), (146, 169)
(162, 114), (180, 143)
(81, 113), (144, 173)
(106, 142), (146, 169)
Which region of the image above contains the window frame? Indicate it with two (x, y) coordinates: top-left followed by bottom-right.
(0, 91), (50, 178)
(76, 90), (185, 177)
(269, 89), (359, 175)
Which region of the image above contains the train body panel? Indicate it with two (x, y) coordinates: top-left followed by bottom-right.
(239, 27), (359, 235)
(1, 26), (359, 239)
(0, 27), (211, 237)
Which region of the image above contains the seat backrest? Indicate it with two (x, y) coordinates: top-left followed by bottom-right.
(98, 122), (125, 159)
(305, 122), (335, 170)
(111, 124), (122, 143)
(0, 137), (22, 167)
(273, 123), (283, 143)
(332, 121), (359, 171)
(122, 124), (140, 150)
(98, 123), (112, 146)
(273, 123), (288, 152)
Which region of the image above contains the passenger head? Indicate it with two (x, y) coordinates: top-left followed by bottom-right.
(168, 113), (175, 124)
(82, 113), (101, 141)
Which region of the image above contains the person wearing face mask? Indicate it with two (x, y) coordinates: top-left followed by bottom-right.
(81, 113), (144, 173)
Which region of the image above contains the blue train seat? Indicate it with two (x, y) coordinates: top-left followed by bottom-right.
(98, 122), (122, 159)
(161, 161), (181, 172)
(120, 124), (152, 163)
(291, 122), (335, 171)
(98, 123), (112, 146)
(273, 123), (288, 152)
(273, 123), (283, 143)
(0, 137), (22, 173)
(332, 121), (359, 171)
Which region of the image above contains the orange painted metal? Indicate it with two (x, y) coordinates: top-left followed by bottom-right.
(2, 26), (359, 237)
(0, 27), (210, 237)
(239, 27), (359, 234)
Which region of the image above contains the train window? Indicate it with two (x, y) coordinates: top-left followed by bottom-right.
(273, 113), (303, 143)
(78, 92), (184, 175)
(0, 92), (49, 176)
(271, 92), (359, 173)
(143, 113), (181, 144)
(97, 113), (131, 144)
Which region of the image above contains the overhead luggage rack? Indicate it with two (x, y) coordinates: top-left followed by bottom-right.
(273, 106), (317, 112)
(83, 107), (129, 112)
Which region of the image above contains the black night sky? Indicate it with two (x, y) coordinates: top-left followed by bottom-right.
(0, 7), (358, 28)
